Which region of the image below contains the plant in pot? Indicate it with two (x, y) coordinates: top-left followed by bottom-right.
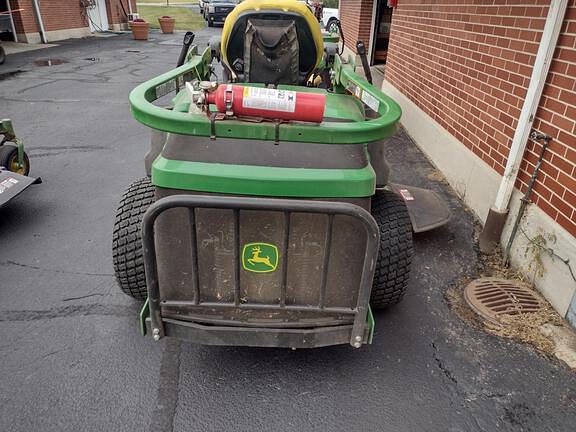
(131, 18), (150, 41)
(158, 16), (176, 34)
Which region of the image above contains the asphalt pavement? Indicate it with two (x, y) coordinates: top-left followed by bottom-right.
(0, 28), (575, 432)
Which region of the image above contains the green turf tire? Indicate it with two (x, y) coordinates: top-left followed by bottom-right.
(112, 177), (155, 300)
(370, 190), (414, 309)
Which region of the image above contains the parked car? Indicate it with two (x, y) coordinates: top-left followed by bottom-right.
(204, 0), (238, 27)
(321, 6), (339, 33)
(298, 1), (340, 33)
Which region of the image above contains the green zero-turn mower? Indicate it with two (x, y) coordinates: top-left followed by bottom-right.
(114, 0), (450, 349)
(0, 119), (41, 207)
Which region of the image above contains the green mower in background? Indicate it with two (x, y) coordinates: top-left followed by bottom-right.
(113, 0), (449, 349)
(0, 119), (41, 207)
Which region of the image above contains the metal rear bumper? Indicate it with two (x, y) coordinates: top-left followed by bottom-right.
(208, 12), (231, 22)
(141, 303), (375, 349)
(141, 195), (379, 348)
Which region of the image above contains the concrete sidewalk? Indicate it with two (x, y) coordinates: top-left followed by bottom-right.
(0, 29), (575, 432)
(1, 41), (58, 55)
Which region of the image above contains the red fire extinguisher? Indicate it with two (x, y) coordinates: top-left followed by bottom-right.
(206, 85), (326, 123)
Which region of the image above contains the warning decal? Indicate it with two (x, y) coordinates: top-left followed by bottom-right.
(399, 189), (415, 201)
(361, 90), (380, 113)
(0, 177), (19, 195)
(242, 87), (297, 113)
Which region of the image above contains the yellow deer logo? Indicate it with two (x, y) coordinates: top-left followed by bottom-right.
(247, 246), (275, 269)
(242, 243), (279, 273)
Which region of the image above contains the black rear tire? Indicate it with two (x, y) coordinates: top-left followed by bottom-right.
(0, 144), (30, 176)
(0, 46), (5, 65)
(370, 190), (413, 309)
(112, 177), (155, 300)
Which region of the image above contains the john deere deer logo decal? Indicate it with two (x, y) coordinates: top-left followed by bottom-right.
(242, 243), (279, 273)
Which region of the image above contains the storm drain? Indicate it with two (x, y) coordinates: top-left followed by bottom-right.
(34, 58), (66, 67)
(464, 278), (544, 325)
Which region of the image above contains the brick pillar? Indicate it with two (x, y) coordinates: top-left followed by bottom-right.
(106, 0), (137, 29)
(10, 0), (38, 36)
(339, 0), (375, 54)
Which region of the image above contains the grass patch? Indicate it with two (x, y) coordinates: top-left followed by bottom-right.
(137, 5), (205, 31)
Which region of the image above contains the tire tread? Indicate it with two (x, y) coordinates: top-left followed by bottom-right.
(112, 178), (155, 300)
(370, 190), (414, 309)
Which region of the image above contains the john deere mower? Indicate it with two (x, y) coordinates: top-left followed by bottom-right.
(0, 119), (40, 207)
(114, 0), (449, 348)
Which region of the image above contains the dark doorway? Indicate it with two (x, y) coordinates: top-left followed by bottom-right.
(371, 0), (393, 66)
(0, 0), (17, 42)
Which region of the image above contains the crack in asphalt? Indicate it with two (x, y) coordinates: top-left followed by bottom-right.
(149, 339), (182, 432)
(0, 304), (137, 322)
(0, 260), (114, 277)
(29, 145), (109, 158)
(431, 341), (519, 431)
(62, 293), (109, 302)
(0, 70), (25, 80)
(14, 79), (58, 94)
(432, 342), (458, 385)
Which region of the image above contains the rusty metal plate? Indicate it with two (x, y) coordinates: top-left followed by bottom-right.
(464, 278), (544, 325)
(388, 183), (451, 233)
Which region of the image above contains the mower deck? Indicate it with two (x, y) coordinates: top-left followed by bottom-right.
(0, 170), (40, 207)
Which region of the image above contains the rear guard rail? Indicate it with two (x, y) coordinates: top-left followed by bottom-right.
(142, 195), (380, 348)
(128, 47), (401, 145)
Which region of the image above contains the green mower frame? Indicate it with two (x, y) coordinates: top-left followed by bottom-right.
(0, 119), (40, 207)
(117, 18), (449, 349)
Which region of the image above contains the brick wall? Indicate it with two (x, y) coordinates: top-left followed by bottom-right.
(340, 0), (374, 53)
(385, 0), (576, 237)
(10, 0), (136, 35)
(12, 0), (88, 32)
(10, 1), (38, 34)
(107, 0), (137, 25)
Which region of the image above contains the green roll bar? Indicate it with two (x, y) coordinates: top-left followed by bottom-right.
(129, 47), (402, 145)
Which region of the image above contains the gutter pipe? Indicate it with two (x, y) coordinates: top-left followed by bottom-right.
(32, 0), (47, 43)
(479, 0), (569, 253)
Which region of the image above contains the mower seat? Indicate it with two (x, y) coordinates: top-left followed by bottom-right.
(220, 0), (323, 85)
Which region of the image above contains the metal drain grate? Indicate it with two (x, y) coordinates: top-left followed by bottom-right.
(464, 278), (544, 324)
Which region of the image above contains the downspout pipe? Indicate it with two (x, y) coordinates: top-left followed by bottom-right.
(6, 0), (18, 43)
(479, 0), (569, 253)
(32, 0), (47, 43)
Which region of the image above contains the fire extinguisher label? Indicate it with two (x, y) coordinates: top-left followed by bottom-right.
(242, 87), (297, 113)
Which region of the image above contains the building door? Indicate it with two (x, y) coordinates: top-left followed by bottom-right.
(87, 0), (109, 32)
(370, 0), (393, 66)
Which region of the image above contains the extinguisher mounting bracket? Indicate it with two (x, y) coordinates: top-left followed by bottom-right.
(224, 84), (235, 117)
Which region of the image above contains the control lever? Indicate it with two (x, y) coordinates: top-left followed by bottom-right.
(356, 41), (373, 85)
(177, 32), (195, 67)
